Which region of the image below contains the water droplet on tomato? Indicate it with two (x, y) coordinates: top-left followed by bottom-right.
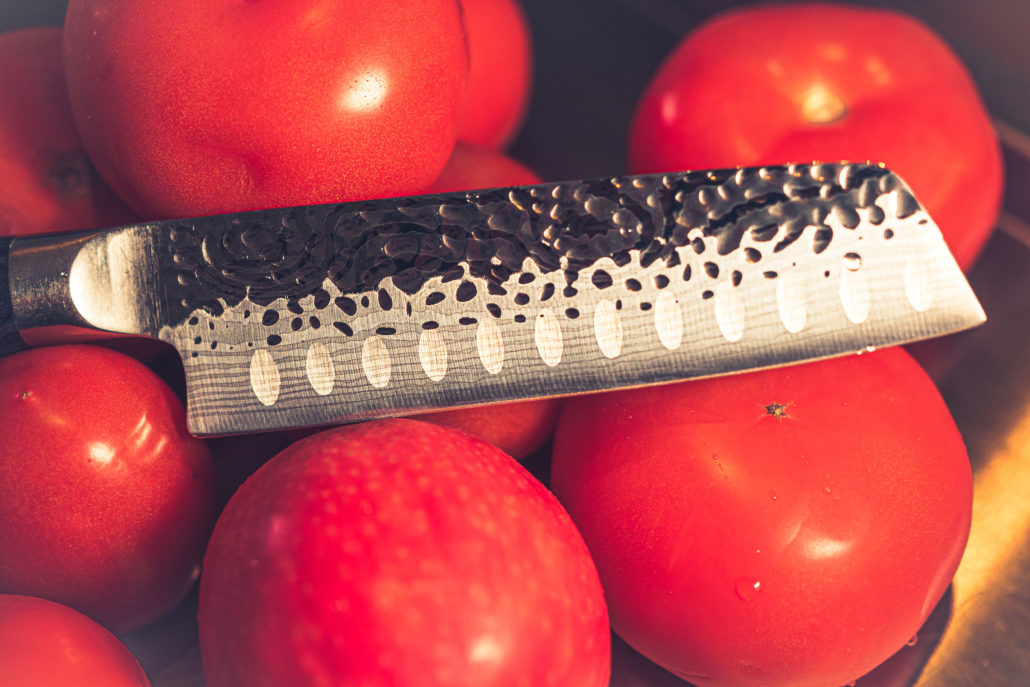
(906, 633), (918, 647)
(734, 578), (761, 602)
(824, 486), (833, 494)
(769, 490), (778, 501)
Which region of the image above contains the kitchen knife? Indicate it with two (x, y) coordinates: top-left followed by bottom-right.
(0, 162), (985, 436)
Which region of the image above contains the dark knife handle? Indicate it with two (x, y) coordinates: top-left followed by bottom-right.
(0, 237), (28, 357)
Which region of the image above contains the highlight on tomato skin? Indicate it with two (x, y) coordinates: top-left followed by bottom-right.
(0, 344), (218, 634)
(627, 2), (1003, 270)
(551, 347), (973, 687)
(0, 27), (135, 236)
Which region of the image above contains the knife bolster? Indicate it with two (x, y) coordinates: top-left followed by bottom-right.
(9, 225), (163, 339)
(0, 237), (28, 357)
(8, 231), (95, 333)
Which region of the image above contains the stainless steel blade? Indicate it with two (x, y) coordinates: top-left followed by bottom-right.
(6, 163), (986, 436)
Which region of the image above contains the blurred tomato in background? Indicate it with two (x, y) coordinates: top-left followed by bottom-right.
(0, 594), (151, 687)
(458, 0), (534, 149)
(627, 3), (1003, 269)
(0, 27), (134, 236)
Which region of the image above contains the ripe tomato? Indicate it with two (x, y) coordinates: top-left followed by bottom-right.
(458, 0), (533, 149)
(0, 594), (150, 687)
(0, 345), (217, 632)
(199, 419), (610, 687)
(429, 141), (541, 193)
(416, 397), (563, 461)
(551, 348), (972, 687)
(62, 0), (468, 219)
(0, 27), (134, 236)
(628, 3), (1003, 269)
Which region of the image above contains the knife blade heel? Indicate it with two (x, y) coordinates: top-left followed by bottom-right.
(7, 225), (165, 348)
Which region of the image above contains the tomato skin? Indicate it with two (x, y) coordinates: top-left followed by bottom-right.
(199, 419), (610, 687)
(417, 397), (562, 460)
(0, 345), (217, 632)
(0, 27), (134, 236)
(551, 348), (972, 687)
(429, 141), (541, 193)
(62, 0), (468, 219)
(0, 594), (150, 687)
(628, 3), (1002, 269)
(459, 0), (533, 149)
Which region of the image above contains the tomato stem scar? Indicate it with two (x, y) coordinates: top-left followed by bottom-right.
(765, 402), (789, 419)
(47, 152), (94, 199)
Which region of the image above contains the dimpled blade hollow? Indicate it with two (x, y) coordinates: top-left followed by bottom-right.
(150, 163), (985, 436)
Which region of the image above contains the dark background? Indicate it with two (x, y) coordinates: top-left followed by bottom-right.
(3, 0), (1027, 181)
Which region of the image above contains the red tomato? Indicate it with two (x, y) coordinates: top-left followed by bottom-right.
(0, 594), (150, 687)
(628, 3), (1002, 269)
(199, 419), (610, 687)
(607, 590), (954, 687)
(551, 348), (972, 687)
(0, 345), (217, 632)
(0, 27), (134, 236)
(459, 0), (533, 149)
(62, 0), (468, 219)
(417, 397), (562, 460)
(430, 141), (541, 193)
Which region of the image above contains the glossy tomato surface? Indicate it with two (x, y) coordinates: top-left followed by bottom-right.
(199, 419), (610, 687)
(628, 3), (1002, 269)
(0, 594), (150, 687)
(458, 0), (533, 149)
(0, 345), (217, 632)
(0, 27), (134, 236)
(551, 348), (972, 687)
(62, 0), (468, 219)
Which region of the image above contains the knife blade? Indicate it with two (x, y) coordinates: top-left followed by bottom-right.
(0, 162), (985, 436)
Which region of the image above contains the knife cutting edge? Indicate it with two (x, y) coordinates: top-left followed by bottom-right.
(0, 163), (986, 436)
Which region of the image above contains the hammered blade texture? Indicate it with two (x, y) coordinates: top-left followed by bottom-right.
(153, 163), (983, 436)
